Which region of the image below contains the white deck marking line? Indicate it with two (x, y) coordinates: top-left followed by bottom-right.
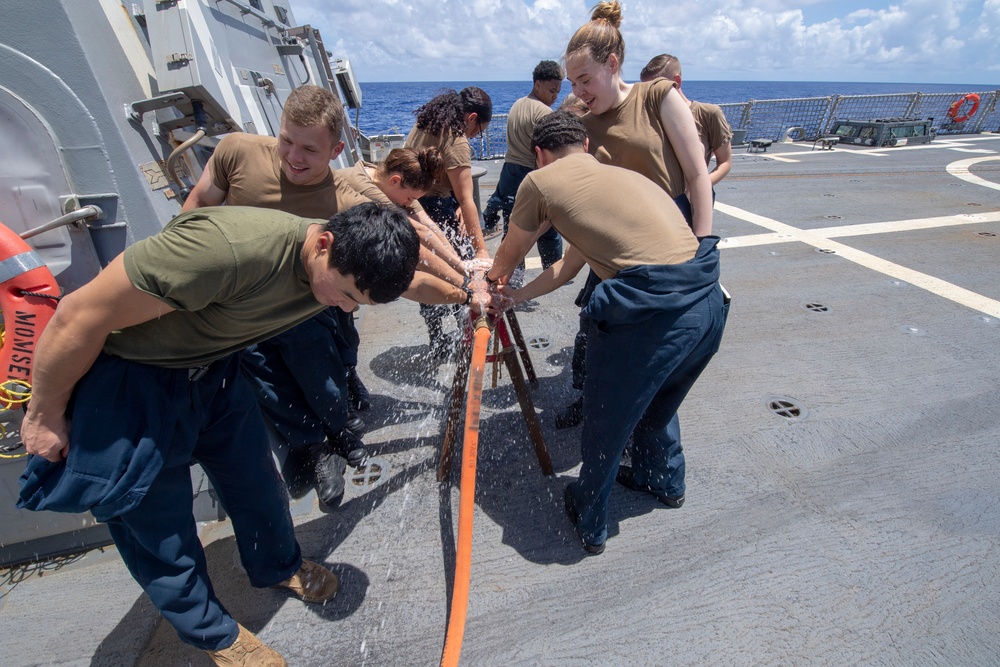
(719, 211), (1000, 248)
(946, 155), (1000, 191)
(715, 201), (1000, 318)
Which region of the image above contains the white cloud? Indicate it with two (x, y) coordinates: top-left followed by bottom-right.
(288, 0), (999, 83)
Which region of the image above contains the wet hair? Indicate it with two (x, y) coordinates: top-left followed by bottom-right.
(283, 85), (346, 140)
(559, 93), (590, 117)
(376, 147), (442, 192)
(414, 87), (493, 138)
(531, 111), (588, 153)
(565, 1), (625, 67)
(533, 60), (565, 82)
(640, 54), (681, 82)
(324, 202), (419, 303)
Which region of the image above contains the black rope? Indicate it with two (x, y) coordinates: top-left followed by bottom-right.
(18, 290), (62, 301)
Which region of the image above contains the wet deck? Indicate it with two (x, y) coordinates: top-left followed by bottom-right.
(4, 136), (1000, 666)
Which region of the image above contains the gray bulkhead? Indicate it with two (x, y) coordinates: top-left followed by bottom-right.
(0, 0), (361, 566)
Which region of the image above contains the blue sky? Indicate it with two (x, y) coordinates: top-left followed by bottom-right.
(291, 0), (999, 85)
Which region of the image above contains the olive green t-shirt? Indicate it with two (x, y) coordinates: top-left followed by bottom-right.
(104, 207), (325, 368)
(510, 152), (697, 280)
(208, 133), (368, 217)
(690, 101), (733, 165)
(404, 126), (470, 198)
(582, 79), (686, 198)
(505, 95), (552, 168)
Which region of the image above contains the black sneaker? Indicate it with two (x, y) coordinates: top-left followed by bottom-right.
(312, 445), (346, 508)
(328, 428), (368, 468)
(346, 366), (371, 412)
(563, 486), (605, 555)
(345, 410), (366, 437)
(554, 396), (584, 429)
(615, 465), (685, 508)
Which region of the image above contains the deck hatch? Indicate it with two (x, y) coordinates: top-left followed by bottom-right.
(526, 336), (551, 350)
(349, 458), (387, 491)
(765, 396), (808, 421)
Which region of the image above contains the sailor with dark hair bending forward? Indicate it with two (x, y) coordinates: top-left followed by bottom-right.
(486, 111), (727, 555)
(16, 203), (419, 665)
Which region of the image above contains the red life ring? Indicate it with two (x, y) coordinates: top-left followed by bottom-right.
(0, 222), (61, 408)
(947, 93), (980, 124)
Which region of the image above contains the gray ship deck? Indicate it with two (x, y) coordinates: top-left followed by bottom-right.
(4, 136), (1000, 666)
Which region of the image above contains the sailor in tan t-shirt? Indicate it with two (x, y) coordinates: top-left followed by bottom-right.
(640, 53), (733, 189)
(485, 111), (727, 555)
(481, 60), (565, 269)
(183, 86), (478, 509)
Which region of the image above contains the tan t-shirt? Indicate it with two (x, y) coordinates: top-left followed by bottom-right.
(689, 101), (733, 166)
(505, 95), (553, 168)
(510, 152), (697, 280)
(335, 161), (425, 215)
(404, 126), (470, 198)
(582, 79), (685, 198)
(208, 133), (368, 217)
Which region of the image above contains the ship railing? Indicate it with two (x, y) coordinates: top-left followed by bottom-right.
(472, 90), (1000, 159)
(721, 90), (1000, 143)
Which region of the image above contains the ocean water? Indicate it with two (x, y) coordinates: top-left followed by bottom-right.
(353, 80), (996, 136)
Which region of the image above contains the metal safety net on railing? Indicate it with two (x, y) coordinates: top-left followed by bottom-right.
(736, 96), (834, 142)
(826, 93), (919, 129)
(913, 91), (1000, 135)
(477, 90), (1000, 157)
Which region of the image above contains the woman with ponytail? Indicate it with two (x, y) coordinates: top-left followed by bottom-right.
(565, 1), (712, 236)
(404, 87), (494, 355)
(337, 147), (469, 285)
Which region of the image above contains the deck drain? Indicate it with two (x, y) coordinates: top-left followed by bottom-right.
(899, 324), (926, 336)
(816, 248), (837, 254)
(802, 302), (830, 313)
(526, 336), (551, 350)
(348, 457), (389, 492)
(978, 231), (996, 237)
(966, 202), (983, 206)
(824, 215), (842, 220)
(822, 193), (836, 197)
(765, 395), (808, 421)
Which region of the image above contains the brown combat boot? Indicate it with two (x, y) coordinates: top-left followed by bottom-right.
(274, 558), (339, 603)
(205, 624), (287, 667)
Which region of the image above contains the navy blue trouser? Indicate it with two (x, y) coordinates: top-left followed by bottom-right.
(567, 283), (728, 545)
(76, 354), (300, 650)
(241, 309), (355, 448)
(485, 162), (563, 268)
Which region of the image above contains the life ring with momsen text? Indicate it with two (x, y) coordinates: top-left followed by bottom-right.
(947, 93), (980, 124)
(0, 222), (61, 412)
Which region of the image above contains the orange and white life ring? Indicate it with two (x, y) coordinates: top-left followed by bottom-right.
(947, 93), (980, 124)
(0, 222), (60, 409)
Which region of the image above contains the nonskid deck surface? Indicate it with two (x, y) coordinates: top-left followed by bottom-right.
(4, 137), (1000, 666)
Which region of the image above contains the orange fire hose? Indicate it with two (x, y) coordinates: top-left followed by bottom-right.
(440, 314), (493, 667)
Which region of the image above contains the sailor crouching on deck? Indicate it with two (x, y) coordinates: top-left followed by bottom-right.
(486, 111), (727, 555)
(16, 203), (419, 665)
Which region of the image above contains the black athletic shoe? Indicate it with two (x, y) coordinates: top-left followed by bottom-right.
(563, 486), (605, 555)
(312, 446), (346, 508)
(328, 428), (368, 468)
(344, 410), (366, 437)
(346, 366), (371, 412)
(554, 396), (584, 429)
(615, 465), (685, 508)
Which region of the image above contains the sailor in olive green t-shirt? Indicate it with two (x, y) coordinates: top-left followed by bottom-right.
(18, 203), (419, 663)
